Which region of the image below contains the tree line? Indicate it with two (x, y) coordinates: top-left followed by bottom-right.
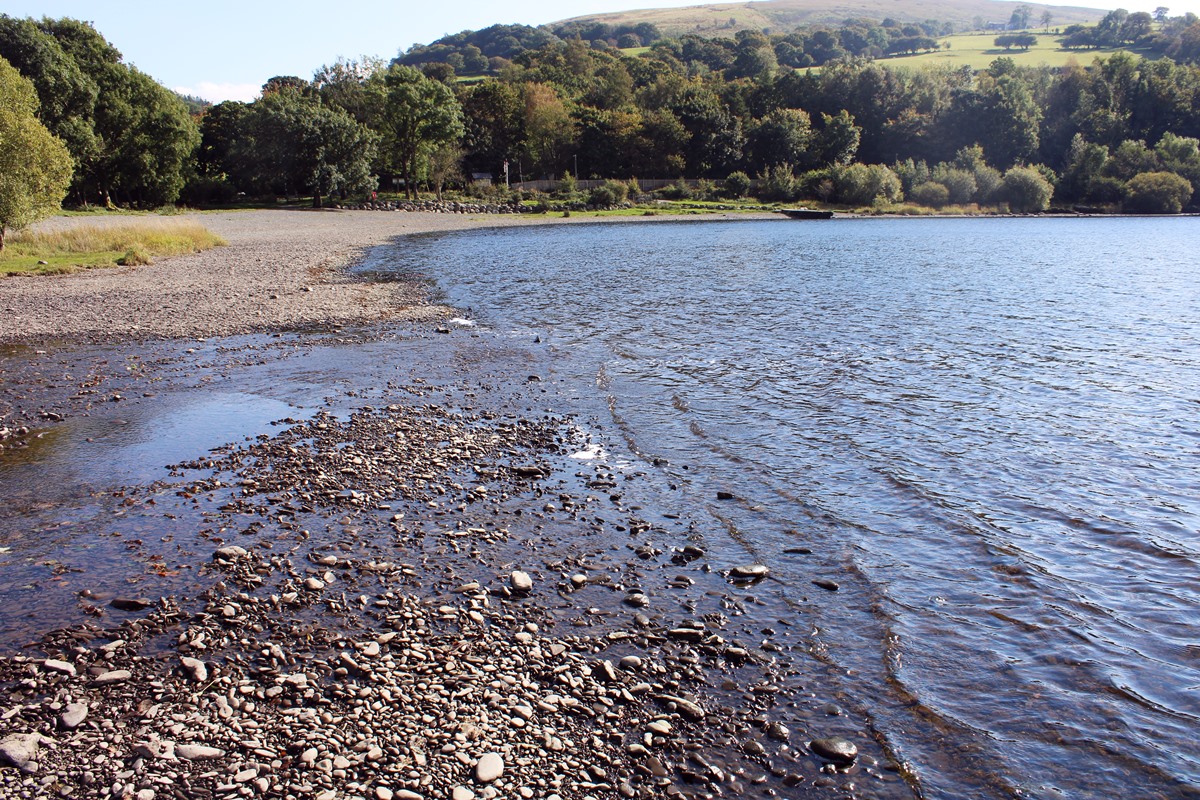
(3, 11), (1200, 228)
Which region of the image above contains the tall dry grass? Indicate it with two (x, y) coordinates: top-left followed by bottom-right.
(9, 219), (226, 258)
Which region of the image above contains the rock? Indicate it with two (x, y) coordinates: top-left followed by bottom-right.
(766, 721), (790, 741)
(93, 669), (131, 686)
(134, 740), (177, 761)
(180, 656), (208, 682)
(0, 733), (40, 773)
(716, 490), (736, 500)
(110, 597), (153, 611)
(234, 767), (258, 783)
(394, 791), (422, 800)
(624, 593), (649, 607)
(510, 571), (533, 593)
(213, 546), (248, 561)
(303, 577), (326, 591)
(175, 744), (225, 760)
(647, 720), (672, 736)
(61, 703), (88, 730)
(474, 752), (504, 783)
(42, 658), (76, 676)
(375, 788), (394, 800)
(809, 736), (858, 765)
(813, 578), (840, 591)
(452, 787), (475, 800)
(730, 564), (769, 580)
(655, 694), (705, 720)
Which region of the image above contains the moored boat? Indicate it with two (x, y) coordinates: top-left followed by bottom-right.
(780, 207), (835, 219)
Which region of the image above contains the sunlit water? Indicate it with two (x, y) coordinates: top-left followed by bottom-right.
(379, 217), (1200, 799)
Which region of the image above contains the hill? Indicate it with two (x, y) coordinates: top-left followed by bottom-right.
(557, 0), (1105, 36)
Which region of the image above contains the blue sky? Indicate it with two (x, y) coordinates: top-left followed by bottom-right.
(4, 0), (1193, 102)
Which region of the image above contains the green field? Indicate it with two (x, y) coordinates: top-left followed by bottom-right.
(562, 0), (1102, 36)
(881, 31), (1146, 70)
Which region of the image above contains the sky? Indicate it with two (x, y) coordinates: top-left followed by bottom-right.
(4, 0), (1196, 103)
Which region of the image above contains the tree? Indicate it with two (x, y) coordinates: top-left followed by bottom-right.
(1009, 4), (1033, 29)
(0, 15), (98, 202)
(1124, 170), (1192, 211)
(521, 82), (576, 178)
(833, 163), (903, 205)
(816, 110), (862, 166)
(378, 65), (465, 198)
(1001, 166), (1053, 211)
(0, 57), (72, 249)
(747, 108), (812, 170)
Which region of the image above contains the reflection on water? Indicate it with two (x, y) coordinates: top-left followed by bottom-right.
(393, 217), (1200, 799)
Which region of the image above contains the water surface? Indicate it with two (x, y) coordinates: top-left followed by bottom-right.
(386, 216), (1200, 799)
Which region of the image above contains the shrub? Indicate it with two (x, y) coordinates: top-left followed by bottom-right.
(1001, 166), (1053, 212)
(117, 246), (151, 266)
(658, 178), (693, 200)
(911, 181), (951, 208)
(931, 166), (977, 204)
(724, 171), (752, 198)
(556, 171), (578, 199)
(1123, 171), (1193, 213)
(755, 165), (798, 202)
(833, 163), (902, 206)
(587, 180), (630, 207)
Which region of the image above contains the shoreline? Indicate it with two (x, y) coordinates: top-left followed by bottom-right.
(0, 209), (777, 346)
(0, 212), (905, 798)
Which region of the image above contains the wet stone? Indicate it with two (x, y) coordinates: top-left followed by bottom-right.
(810, 736), (858, 765)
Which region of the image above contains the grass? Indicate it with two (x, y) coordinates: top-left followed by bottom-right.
(1, 220), (226, 276)
(882, 31), (1149, 71)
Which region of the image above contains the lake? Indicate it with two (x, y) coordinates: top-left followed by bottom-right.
(378, 216), (1200, 799)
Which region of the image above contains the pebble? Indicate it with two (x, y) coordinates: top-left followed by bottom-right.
(452, 787), (475, 800)
(42, 658), (76, 676)
(510, 571), (533, 593)
(304, 577), (326, 591)
(180, 656), (208, 682)
(810, 736), (859, 764)
(813, 578), (840, 592)
(93, 669), (132, 685)
(730, 564), (769, 580)
(475, 752), (504, 783)
(0, 732), (40, 773)
(60, 702), (88, 729)
(175, 744), (225, 760)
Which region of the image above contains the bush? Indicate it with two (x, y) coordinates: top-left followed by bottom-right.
(117, 246), (151, 266)
(556, 171), (578, 199)
(1123, 171), (1193, 213)
(586, 180), (630, 207)
(724, 171), (752, 198)
(755, 165), (798, 202)
(910, 181), (951, 208)
(180, 175), (238, 206)
(658, 178), (693, 200)
(1001, 167), (1053, 212)
(833, 163), (902, 206)
(931, 166), (977, 204)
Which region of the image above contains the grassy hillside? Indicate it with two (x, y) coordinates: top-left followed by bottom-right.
(880, 31), (1148, 70)
(561, 0), (1104, 35)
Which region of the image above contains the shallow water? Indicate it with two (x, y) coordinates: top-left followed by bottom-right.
(382, 217), (1200, 799)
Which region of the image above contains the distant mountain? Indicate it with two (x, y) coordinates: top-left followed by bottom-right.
(555, 0), (1104, 36)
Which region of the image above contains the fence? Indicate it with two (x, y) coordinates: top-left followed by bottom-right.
(509, 178), (707, 193)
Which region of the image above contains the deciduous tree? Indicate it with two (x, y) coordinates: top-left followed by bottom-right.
(0, 57), (72, 249)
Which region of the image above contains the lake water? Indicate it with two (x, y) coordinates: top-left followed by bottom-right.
(380, 217), (1200, 799)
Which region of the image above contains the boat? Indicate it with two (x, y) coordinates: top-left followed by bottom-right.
(780, 207), (835, 219)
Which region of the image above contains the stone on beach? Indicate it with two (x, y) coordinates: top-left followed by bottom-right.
(474, 752), (504, 783)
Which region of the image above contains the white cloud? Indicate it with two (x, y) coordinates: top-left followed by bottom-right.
(173, 81), (261, 103)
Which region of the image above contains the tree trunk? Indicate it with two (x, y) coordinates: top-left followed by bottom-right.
(0, 226), (6, 253)
(313, 193), (323, 208)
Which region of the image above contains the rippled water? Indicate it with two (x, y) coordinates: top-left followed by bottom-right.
(384, 217), (1200, 799)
